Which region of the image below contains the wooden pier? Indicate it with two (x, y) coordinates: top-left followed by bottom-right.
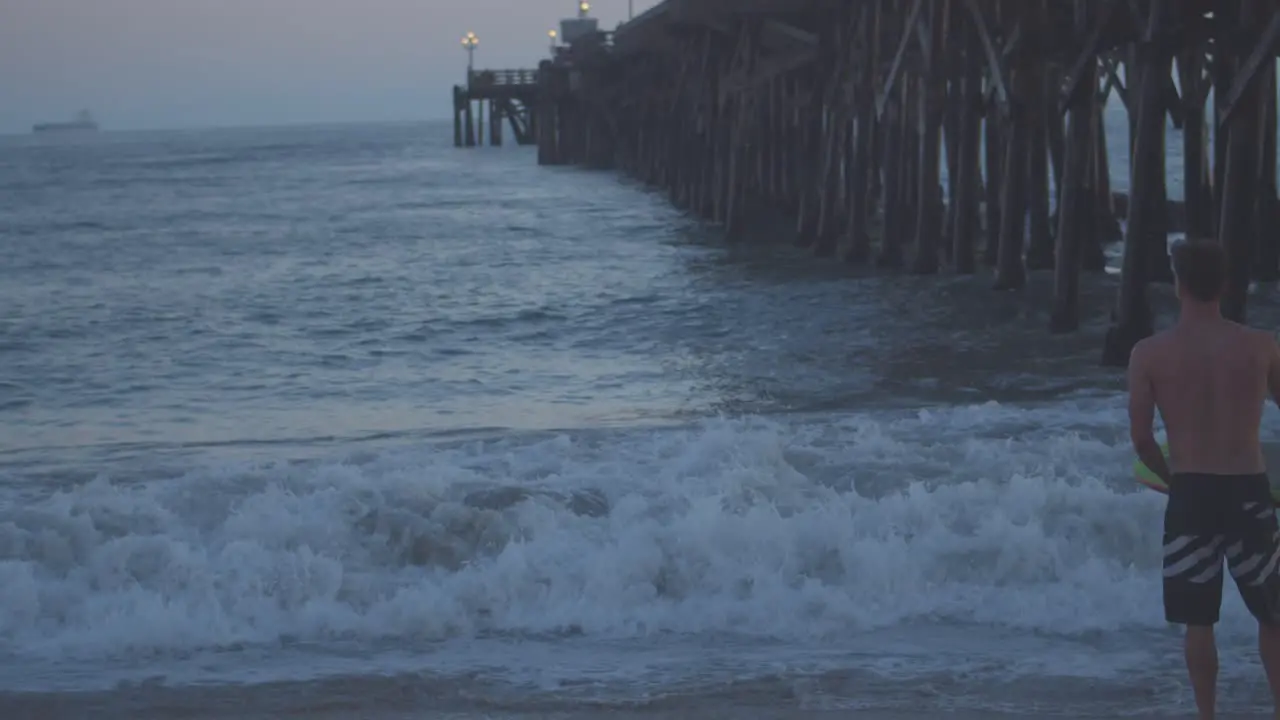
(460, 0), (1280, 367)
(453, 69), (540, 147)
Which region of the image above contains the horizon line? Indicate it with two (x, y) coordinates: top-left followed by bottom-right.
(0, 117), (454, 138)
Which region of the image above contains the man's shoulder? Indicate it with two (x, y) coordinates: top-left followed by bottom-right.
(1223, 323), (1278, 354)
(1246, 327), (1280, 362)
(1243, 325), (1278, 344)
(1215, 317), (1272, 337)
(1132, 331), (1173, 358)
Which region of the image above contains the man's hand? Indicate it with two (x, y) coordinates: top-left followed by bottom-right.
(1128, 339), (1171, 484)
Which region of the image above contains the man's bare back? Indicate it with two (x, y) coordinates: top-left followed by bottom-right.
(1131, 318), (1278, 475)
(1127, 239), (1280, 720)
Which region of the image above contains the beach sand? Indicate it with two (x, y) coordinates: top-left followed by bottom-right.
(5, 686), (1261, 720)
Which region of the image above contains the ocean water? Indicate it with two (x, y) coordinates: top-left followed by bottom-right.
(2, 120), (1280, 719)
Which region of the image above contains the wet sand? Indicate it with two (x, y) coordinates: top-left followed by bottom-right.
(7, 706), (1267, 720)
(4, 687), (1263, 720)
(7, 659), (1275, 720)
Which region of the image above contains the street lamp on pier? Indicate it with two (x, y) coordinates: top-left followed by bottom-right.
(461, 31), (479, 82)
(548, 29), (558, 54)
(578, 1), (590, 18)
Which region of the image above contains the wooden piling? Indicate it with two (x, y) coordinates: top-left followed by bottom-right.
(489, 100), (503, 146)
(1050, 0), (1100, 334)
(909, 0), (946, 275)
(1256, 63), (1279, 282)
(1024, 65), (1054, 271)
(951, 6), (982, 275)
(992, 0), (1029, 292)
(1102, 1), (1170, 366)
(1176, 45), (1212, 240)
(452, 86), (464, 147)
(1218, 0), (1271, 323)
(463, 97), (476, 148)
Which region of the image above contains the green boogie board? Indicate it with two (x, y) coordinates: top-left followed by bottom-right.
(1133, 442), (1280, 505)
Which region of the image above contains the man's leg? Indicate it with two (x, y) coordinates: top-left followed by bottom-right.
(1164, 533), (1226, 720)
(1258, 622), (1280, 719)
(1227, 493), (1280, 718)
(1165, 476), (1228, 718)
(1185, 625), (1217, 719)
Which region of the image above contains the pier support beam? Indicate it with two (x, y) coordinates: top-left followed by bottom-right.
(489, 100), (503, 146)
(1103, 1), (1171, 366)
(1050, 0), (1101, 334)
(1218, 0), (1274, 323)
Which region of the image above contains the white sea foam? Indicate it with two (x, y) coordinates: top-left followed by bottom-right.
(0, 398), (1264, 666)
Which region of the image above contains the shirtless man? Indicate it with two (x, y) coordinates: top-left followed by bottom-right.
(1128, 238), (1280, 719)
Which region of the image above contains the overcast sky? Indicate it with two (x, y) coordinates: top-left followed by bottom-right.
(0, 0), (659, 133)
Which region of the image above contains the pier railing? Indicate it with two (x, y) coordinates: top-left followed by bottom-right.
(468, 69), (538, 91)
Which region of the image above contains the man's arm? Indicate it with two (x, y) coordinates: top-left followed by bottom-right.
(1128, 341), (1170, 484)
(1266, 331), (1280, 410)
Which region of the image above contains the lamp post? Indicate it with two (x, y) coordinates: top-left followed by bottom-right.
(578, 1), (589, 18)
(548, 29), (558, 54)
(461, 31), (479, 83)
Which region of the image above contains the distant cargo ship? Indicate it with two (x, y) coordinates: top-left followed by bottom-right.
(32, 110), (99, 134)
